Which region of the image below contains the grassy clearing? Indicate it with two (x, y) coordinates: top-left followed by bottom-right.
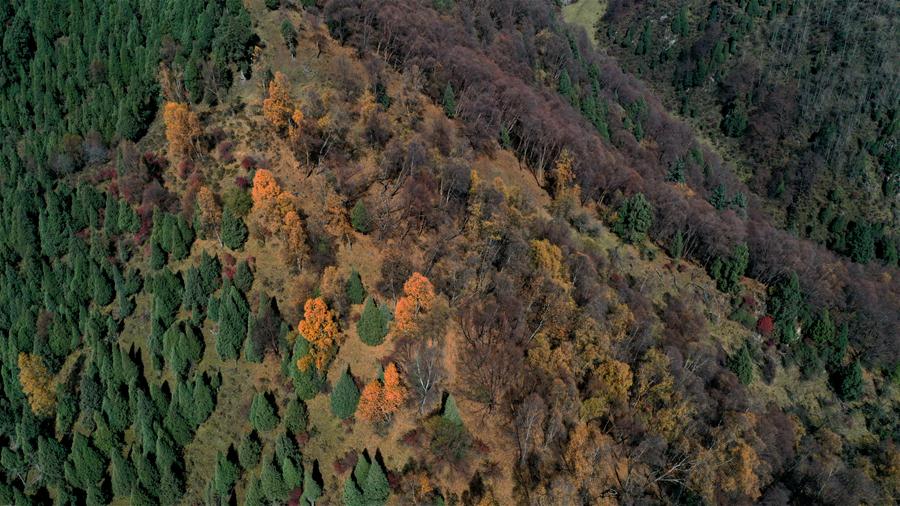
(562, 0), (607, 44)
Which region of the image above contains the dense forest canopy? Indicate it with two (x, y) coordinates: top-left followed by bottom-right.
(0, 0), (897, 505)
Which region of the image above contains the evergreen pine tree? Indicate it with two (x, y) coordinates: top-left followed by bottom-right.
(250, 392), (280, 432)
(217, 285), (249, 360)
(300, 467), (321, 505)
(284, 397), (308, 434)
(362, 459), (390, 505)
(222, 208), (248, 250)
(331, 368), (361, 420)
(350, 200), (371, 234)
(343, 476), (365, 506)
(282, 457), (303, 490)
(213, 450), (239, 499)
(260, 454), (288, 502)
(244, 477), (265, 506)
(357, 297), (389, 346)
(728, 344), (754, 385)
(442, 83), (456, 118)
(442, 394), (463, 426)
(839, 360), (864, 401)
(238, 431), (263, 470)
(612, 193), (653, 244)
(345, 269), (366, 305)
(234, 261), (254, 293)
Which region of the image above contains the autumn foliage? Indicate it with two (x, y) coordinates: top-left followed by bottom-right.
(296, 297), (339, 372)
(251, 169), (307, 264)
(358, 363), (407, 423)
(163, 102), (201, 162)
(394, 273), (436, 334)
(263, 71), (303, 140)
(18, 353), (55, 416)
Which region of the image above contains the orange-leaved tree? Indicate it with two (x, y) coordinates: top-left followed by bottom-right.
(394, 272), (436, 333)
(263, 71), (301, 135)
(280, 210), (309, 272)
(358, 362), (407, 423)
(296, 297), (339, 372)
(163, 102), (201, 162)
(251, 169), (294, 236)
(18, 353), (55, 416)
(196, 186), (222, 237)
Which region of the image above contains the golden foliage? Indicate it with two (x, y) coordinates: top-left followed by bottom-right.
(263, 71), (295, 132)
(593, 358), (633, 404)
(197, 186), (222, 233)
(18, 353), (55, 416)
(394, 272), (436, 334)
(296, 297), (339, 371)
(280, 210), (309, 272)
(163, 102), (200, 162)
(357, 363), (406, 423)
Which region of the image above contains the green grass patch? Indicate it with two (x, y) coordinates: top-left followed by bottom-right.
(562, 0), (607, 45)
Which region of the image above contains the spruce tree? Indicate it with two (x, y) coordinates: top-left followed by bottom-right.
(250, 392), (280, 432)
(357, 297), (388, 346)
(345, 269), (366, 305)
(612, 193), (653, 244)
(343, 476), (365, 506)
(442, 83), (456, 118)
(260, 454), (288, 502)
(284, 397), (308, 434)
(442, 394), (463, 426)
(350, 200), (371, 234)
(238, 431), (262, 470)
(728, 344), (754, 385)
(839, 361), (863, 401)
(222, 208), (248, 250)
(217, 285), (249, 360)
(234, 261), (254, 293)
(213, 450), (239, 499)
(331, 368), (360, 420)
(244, 477), (265, 506)
(299, 468), (321, 504)
(282, 457), (303, 490)
(362, 459), (390, 505)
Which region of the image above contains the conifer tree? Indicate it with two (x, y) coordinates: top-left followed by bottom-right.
(350, 200), (371, 234)
(284, 397), (308, 434)
(442, 83), (456, 118)
(213, 450), (239, 499)
(300, 468), (321, 505)
(244, 477), (265, 506)
(612, 193), (653, 244)
(250, 392), (280, 432)
(239, 431), (262, 470)
(331, 367), (361, 420)
(363, 459), (390, 505)
(283, 457), (303, 490)
(217, 285), (249, 360)
(234, 260), (255, 293)
(260, 454), (288, 502)
(343, 476), (365, 506)
(728, 344), (754, 385)
(357, 297), (388, 346)
(839, 360), (863, 401)
(346, 269), (366, 305)
(442, 394), (463, 426)
(222, 207), (248, 250)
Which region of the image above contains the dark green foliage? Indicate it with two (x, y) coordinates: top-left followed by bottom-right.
(768, 272), (804, 343)
(234, 261), (254, 293)
(427, 415), (471, 461)
(162, 323), (202, 378)
(217, 285), (249, 360)
(362, 458), (390, 505)
(839, 361), (864, 401)
(299, 466), (321, 504)
(250, 392), (280, 432)
(350, 200), (371, 234)
(266, 0), (280, 9)
(213, 450), (239, 499)
(281, 20), (298, 58)
(152, 212), (195, 261)
(709, 184), (727, 210)
(291, 337), (325, 399)
(345, 269), (366, 305)
(110, 451), (136, 498)
(847, 221), (875, 263)
(822, 323), (849, 371)
(64, 434), (106, 490)
(442, 83), (456, 118)
(710, 243), (749, 293)
(357, 297), (389, 346)
(612, 193), (653, 244)
(244, 477), (265, 506)
(238, 431), (263, 470)
(260, 453), (288, 502)
(558, 70), (578, 108)
(728, 343), (754, 385)
(284, 397), (308, 434)
(331, 367), (360, 419)
(37, 436), (66, 485)
(343, 475), (365, 506)
(222, 208), (248, 250)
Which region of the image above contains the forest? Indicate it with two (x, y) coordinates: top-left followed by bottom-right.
(0, 0), (897, 505)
